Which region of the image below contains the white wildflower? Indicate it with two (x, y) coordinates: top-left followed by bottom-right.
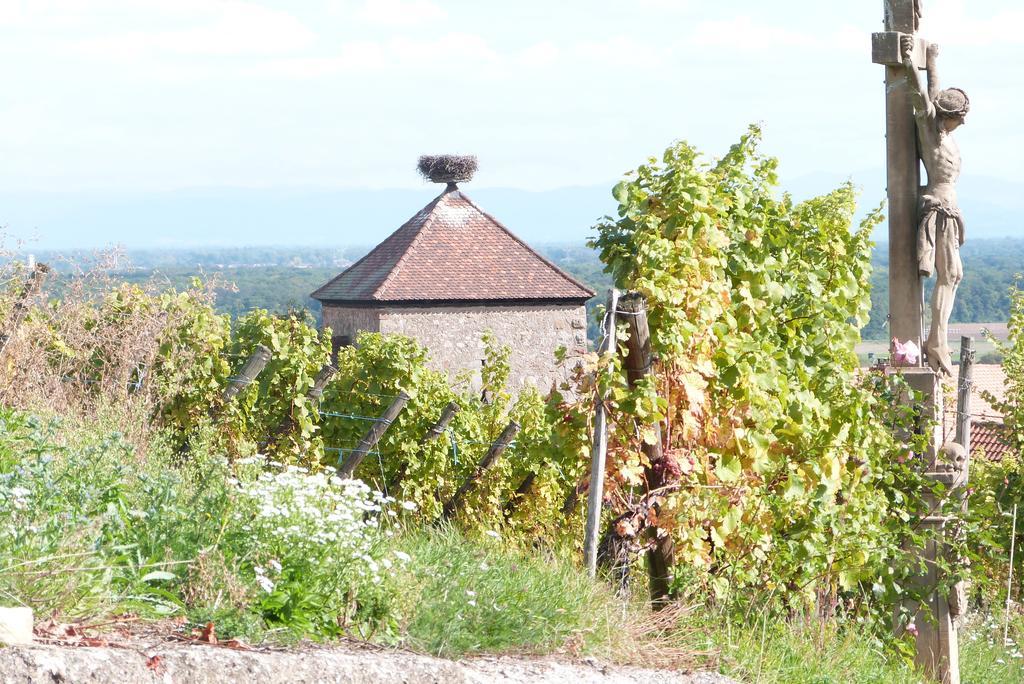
(254, 569), (275, 594)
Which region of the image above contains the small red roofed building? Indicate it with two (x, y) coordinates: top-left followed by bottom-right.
(311, 155), (594, 391)
(942, 363), (1013, 462)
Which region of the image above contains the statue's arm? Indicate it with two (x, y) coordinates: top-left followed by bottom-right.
(900, 35), (935, 120)
(926, 42), (940, 102)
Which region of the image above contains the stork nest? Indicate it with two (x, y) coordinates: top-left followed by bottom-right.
(417, 155), (478, 184)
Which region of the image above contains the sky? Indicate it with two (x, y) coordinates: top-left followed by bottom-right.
(0, 0), (1022, 243)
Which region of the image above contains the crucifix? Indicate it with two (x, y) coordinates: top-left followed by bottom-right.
(873, 1), (971, 682)
(874, 0), (969, 376)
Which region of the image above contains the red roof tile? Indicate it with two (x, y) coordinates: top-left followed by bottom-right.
(971, 421), (1015, 462)
(312, 185), (595, 303)
(971, 364), (1007, 423)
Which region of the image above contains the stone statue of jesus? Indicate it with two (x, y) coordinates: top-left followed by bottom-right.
(900, 34), (970, 376)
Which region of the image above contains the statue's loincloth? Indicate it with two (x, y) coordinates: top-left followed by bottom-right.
(917, 195), (965, 280)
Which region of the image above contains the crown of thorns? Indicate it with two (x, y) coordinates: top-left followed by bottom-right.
(935, 88), (970, 117)
(417, 155), (478, 184)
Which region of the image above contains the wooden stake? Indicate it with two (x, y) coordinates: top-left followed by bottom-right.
(955, 337), (975, 454)
(1006, 503), (1018, 648)
(336, 392), (410, 478)
(261, 363), (337, 450)
(425, 402), (460, 442)
(441, 421), (519, 521)
(307, 363), (338, 403)
(617, 292), (675, 605)
(502, 472), (536, 520)
(391, 401), (460, 490)
(584, 288), (618, 577)
(222, 345), (272, 404)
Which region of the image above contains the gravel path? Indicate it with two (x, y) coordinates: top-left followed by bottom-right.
(0, 643), (737, 683)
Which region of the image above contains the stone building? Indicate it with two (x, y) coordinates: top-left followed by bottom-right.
(311, 162), (594, 391)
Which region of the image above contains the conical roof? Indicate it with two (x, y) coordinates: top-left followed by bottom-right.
(312, 185), (595, 304)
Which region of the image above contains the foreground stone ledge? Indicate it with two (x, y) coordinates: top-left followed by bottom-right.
(0, 643), (736, 684)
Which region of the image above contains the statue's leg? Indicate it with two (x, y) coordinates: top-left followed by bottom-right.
(927, 217), (961, 376)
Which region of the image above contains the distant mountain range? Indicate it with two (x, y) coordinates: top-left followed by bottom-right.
(2, 171), (1019, 251)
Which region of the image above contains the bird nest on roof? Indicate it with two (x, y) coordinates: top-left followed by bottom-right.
(417, 155), (478, 184)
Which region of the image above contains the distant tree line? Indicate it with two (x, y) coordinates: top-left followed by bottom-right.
(863, 238), (1023, 340)
(23, 239), (1021, 344)
(24, 245), (369, 271)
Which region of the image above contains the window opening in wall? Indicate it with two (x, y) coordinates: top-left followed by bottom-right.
(332, 335), (352, 361)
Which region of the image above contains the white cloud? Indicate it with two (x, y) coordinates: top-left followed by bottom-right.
(833, 24), (868, 54)
(2, 1), (315, 57)
(357, 0), (445, 27)
(574, 36), (668, 67)
(690, 16), (818, 51)
(919, 0), (1024, 46)
(635, 0), (691, 10)
(518, 41), (559, 68)
(171, 2), (315, 55)
(0, 0), (23, 26)
(262, 31), (497, 78)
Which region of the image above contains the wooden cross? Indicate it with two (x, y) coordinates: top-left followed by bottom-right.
(872, 0), (929, 360)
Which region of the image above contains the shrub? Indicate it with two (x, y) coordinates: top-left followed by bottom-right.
(0, 409), (404, 640)
(224, 459), (403, 638)
(588, 126), (931, 613)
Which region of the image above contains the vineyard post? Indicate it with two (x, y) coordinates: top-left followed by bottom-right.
(617, 292), (675, 605)
(0, 262), (50, 359)
(584, 288), (619, 577)
(391, 401), (460, 490)
(441, 420), (519, 521)
(336, 391), (410, 478)
(955, 337), (974, 454)
(222, 345), (272, 404)
(261, 363), (337, 450)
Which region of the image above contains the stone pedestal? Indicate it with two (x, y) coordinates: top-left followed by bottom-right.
(894, 367), (961, 684)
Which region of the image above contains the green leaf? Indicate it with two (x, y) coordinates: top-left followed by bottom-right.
(715, 453), (742, 483)
(612, 181), (629, 205)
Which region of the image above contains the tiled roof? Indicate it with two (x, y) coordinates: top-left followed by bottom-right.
(971, 364), (1007, 423)
(312, 185), (595, 303)
(971, 421), (1015, 462)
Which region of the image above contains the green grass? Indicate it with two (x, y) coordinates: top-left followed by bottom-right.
(959, 613), (1024, 684)
(701, 617), (920, 684)
(679, 610), (1024, 683)
(393, 526), (628, 657)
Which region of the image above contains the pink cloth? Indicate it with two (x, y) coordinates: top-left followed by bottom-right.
(892, 338), (921, 365)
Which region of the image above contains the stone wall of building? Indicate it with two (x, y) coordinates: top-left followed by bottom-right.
(321, 306), (380, 344)
(377, 304), (588, 391)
